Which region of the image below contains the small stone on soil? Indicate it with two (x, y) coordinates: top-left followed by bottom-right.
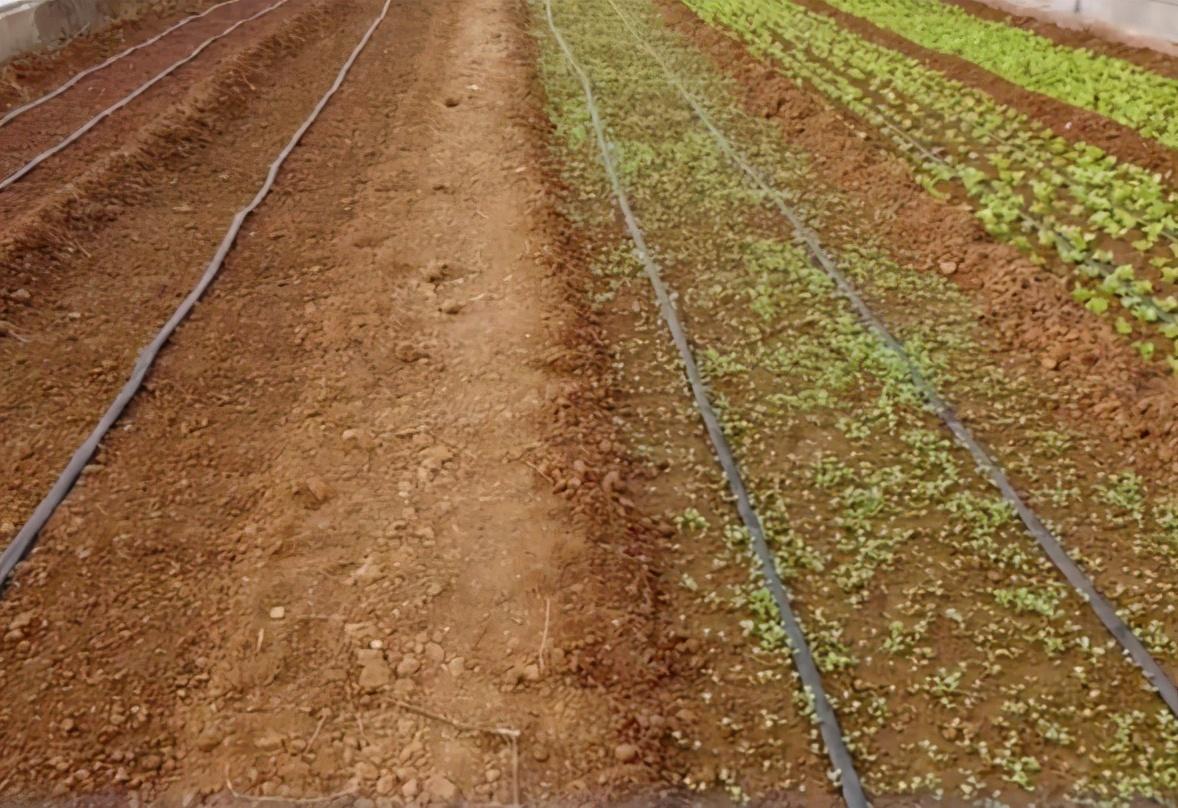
(426, 774), (459, 801)
(255, 730), (284, 751)
(358, 649), (392, 691)
(396, 655), (421, 677)
(8, 611), (34, 631)
(303, 475), (333, 504)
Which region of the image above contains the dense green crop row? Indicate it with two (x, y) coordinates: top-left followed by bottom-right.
(820, 0), (1178, 151)
(684, 0), (1178, 368)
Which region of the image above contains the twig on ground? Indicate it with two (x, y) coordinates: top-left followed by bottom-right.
(347, 688), (369, 746)
(510, 735), (520, 807)
(538, 596), (551, 673)
(423, 427), (477, 462)
(389, 698), (520, 740)
(354, 709), (368, 746)
(305, 713), (328, 754)
(0, 325), (29, 344)
(521, 459), (554, 484)
(390, 699), (522, 804)
(67, 233), (92, 259)
(472, 617), (492, 651)
(225, 765), (351, 804)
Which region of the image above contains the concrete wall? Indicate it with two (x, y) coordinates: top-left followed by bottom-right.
(0, 0), (148, 64)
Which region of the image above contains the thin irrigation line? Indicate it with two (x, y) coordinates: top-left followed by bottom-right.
(0, 0), (296, 192)
(0, 0), (393, 589)
(760, 8), (1178, 247)
(751, 11), (1178, 320)
(542, 0), (868, 804)
(0, 0), (251, 130)
(827, 48), (1178, 281)
(602, 0), (1178, 720)
(863, 105), (1178, 327)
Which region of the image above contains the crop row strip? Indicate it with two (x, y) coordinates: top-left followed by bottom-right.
(746, 0), (1178, 254)
(859, 90), (1178, 333)
(541, 0), (867, 803)
(0, 0), (394, 586)
(0, 0), (297, 192)
(605, 0), (1178, 725)
(813, 0), (1178, 152)
(686, 0), (1178, 364)
(814, 49), (1178, 345)
(0, 0), (253, 130)
(788, 11), (1178, 354)
(818, 37), (1178, 257)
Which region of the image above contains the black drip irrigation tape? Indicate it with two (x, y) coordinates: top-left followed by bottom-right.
(760, 20), (1178, 323)
(542, 1), (869, 804)
(601, 0), (1178, 722)
(865, 105), (1178, 328)
(0, 0), (296, 192)
(0, 0), (250, 130)
(0, 0), (394, 589)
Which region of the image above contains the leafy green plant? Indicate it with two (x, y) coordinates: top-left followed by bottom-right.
(819, 0), (1178, 152)
(684, 0), (1178, 362)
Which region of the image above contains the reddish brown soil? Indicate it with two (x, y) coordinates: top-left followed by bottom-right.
(659, 0), (1178, 474)
(0, 0), (225, 94)
(0, 0), (824, 801)
(0, 0), (642, 798)
(0, 0), (321, 228)
(792, 0), (1178, 180)
(0, 0), (351, 548)
(4, 0), (1177, 799)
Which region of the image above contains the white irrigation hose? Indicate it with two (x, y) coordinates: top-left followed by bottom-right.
(0, 0), (296, 192)
(543, 0), (869, 804)
(603, 0), (1178, 721)
(0, 0), (252, 130)
(0, 0), (393, 587)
